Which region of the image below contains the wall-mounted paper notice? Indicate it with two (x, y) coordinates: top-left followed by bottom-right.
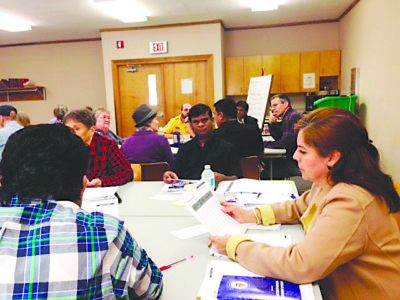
(303, 73), (316, 89)
(181, 78), (193, 94)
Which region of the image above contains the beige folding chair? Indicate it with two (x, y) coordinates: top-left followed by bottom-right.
(130, 164), (142, 181)
(240, 156), (260, 180)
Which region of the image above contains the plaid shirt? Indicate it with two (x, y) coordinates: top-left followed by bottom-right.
(266, 107), (303, 158)
(88, 132), (133, 186)
(0, 197), (163, 299)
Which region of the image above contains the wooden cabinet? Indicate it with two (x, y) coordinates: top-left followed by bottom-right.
(300, 51), (320, 92)
(262, 55), (280, 94)
(320, 50), (341, 76)
(225, 50), (341, 95)
(225, 57), (244, 95)
(0, 86), (46, 102)
(320, 50), (341, 90)
(225, 56), (262, 95)
(243, 56), (262, 94)
(280, 53), (300, 94)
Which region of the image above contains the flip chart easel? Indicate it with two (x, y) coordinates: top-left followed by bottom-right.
(246, 75), (273, 130)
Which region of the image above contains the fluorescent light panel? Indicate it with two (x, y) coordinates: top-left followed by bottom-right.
(250, 0), (281, 11)
(92, 0), (147, 23)
(0, 12), (32, 32)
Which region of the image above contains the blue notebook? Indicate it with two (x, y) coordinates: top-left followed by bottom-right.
(217, 275), (301, 300)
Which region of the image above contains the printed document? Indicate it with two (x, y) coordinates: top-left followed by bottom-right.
(198, 260), (315, 300)
(183, 181), (246, 235)
(216, 179), (298, 207)
(81, 186), (119, 217)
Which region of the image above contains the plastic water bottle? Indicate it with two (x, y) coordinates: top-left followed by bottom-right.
(201, 165), (215, 190)
(158, 125), (163, 135)
(173, 132), (181, 148)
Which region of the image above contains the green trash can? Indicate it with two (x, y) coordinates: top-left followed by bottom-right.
(313, 95), (358, 113)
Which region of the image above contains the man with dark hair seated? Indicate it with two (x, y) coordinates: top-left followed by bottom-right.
(214, 98), (264, 157)
(163, 103), (242, 183)
(236, 100), (259, 128)
(214, 98), (263, 158)
(262, 94), (303, 179)
(0, 124), (163, 299)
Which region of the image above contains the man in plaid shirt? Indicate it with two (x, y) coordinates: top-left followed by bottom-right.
(0, 124), (163, 299)
(262, 94), (303, 179)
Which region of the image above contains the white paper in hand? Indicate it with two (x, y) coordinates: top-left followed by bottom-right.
(183, 181), (246, 235)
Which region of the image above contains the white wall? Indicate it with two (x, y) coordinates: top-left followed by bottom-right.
(101, 22), (224, 131)
(0, 41), (106, 124)
(339, 0), (400, 180)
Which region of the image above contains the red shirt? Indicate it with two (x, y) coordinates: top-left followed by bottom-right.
(87, 132), (133, 186)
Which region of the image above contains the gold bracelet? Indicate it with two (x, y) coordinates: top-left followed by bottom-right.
(253, 208), (261, 225)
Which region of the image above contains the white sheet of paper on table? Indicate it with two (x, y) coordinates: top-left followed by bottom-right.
(171, 223), (282, 240)
(152, 181), (199, 201)
(82, 186), (118, 201)
(170, 223), (209, 239)
(81, 186), (119, 217)
(216, 179), (297, 207)
(81, 197), (119, 218)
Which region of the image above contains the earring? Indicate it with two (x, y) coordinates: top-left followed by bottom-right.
(328, 165), (332, 170)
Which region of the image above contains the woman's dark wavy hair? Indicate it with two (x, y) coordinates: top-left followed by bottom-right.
(0, 124), (90, 204)
(296, 107), (400, 212)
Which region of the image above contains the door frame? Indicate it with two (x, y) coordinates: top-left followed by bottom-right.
(111, 54), (214, 135)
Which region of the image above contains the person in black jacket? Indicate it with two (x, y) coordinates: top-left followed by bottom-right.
(214, 98), (264, 158)
(236, 100), (259, 129)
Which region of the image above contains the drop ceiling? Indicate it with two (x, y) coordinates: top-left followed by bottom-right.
(0, 0), (357, 46)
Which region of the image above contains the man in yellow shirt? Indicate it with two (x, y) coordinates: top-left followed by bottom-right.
(163, 103), (194, 138)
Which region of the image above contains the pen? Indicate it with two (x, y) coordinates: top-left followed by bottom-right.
(159, 255), (194, 271)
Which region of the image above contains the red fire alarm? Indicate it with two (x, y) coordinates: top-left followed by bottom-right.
(116, 41), (124, 49)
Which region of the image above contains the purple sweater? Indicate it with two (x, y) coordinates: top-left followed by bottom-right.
(121, 130), (174, 167)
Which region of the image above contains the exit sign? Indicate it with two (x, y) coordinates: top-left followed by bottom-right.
(116, 40), (124, 49)
(150, 41), (168, 54)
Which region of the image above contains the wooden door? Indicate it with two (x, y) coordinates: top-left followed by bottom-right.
(116, 64), (165, 138)
(300, 51), (320, 92)
(262, 54), (280, 94)
(225, 57), (244, 95)
(280, 53), (300, 93)
(244, 56), (262, 94)
(163, 60), (211, 123)
(113, 55), (213, 137)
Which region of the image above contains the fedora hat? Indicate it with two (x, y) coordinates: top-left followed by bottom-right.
(132, 104), (157, 127)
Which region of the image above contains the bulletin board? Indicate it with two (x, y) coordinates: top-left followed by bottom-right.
(246, 75), (273, 131)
